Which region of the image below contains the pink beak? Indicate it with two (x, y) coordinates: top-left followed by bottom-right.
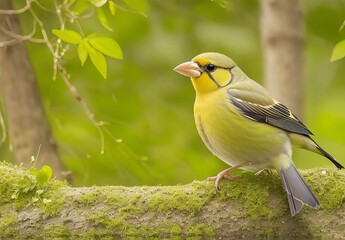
(174, 61), (201, 78)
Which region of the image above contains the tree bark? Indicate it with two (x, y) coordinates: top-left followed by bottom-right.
(260, 0), (304, 119)
(0, 1), (66, 179)
(1, 162), (344, 239)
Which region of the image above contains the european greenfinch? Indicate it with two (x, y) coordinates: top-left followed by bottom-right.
(174, 52), (343, 216)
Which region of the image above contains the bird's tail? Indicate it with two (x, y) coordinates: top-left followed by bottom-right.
(280, 164), (320, 216)
(289, 133), (344, 169)
(314, 142), (344, 169)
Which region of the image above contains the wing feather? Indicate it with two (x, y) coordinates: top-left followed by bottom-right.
(228, 89), (312, 136)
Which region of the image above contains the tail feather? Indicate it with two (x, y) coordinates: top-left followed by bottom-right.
(280, 164), (320, 216)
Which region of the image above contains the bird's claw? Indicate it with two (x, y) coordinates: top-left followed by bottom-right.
(207, 170), (241, 192)
(255, 168), (272, 176)
(207, 162), (253, 191)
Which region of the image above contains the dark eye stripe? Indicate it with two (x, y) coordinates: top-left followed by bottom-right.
(206, 71), (221, 88)
(206, 66), (234, 88)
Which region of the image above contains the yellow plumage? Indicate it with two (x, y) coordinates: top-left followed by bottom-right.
(174, 52), (343, 216)
(194, 88), (289, 171)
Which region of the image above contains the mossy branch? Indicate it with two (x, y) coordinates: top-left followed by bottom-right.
(0, 162), (344, 239)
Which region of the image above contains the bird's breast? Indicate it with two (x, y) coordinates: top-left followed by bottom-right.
(194, 90), (290, 170)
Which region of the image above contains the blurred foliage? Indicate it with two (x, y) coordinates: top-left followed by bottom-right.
(0, 0), (345, 187)
(331, 39), (345, 62)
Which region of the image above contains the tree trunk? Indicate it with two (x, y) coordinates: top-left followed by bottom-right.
(0, 162), (344, 239)
(0, 0), (66, 179)
(260, 0), (304, 119)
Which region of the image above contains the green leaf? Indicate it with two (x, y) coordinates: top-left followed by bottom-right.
(72, 0), (89, 15)
(89, 37), (123, 59)
(78, 40), (89, 66)
(52, 29), (82, 44)
(123, 0), (149, 16)
(109, 1), (116, 15)
(35, 165), (53, 186)
(96, 7), (113, 31)
(90, 0), (107, 7)
(86, 44), (107, 78)
(86, 32), (102, 39)
(330, 39), (345, 62)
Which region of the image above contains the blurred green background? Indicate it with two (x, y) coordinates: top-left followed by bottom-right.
(1, 0), (345, 187)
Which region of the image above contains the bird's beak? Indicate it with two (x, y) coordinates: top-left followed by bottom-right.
(174, 61), (201, 78)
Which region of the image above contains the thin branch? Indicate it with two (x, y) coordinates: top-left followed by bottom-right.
(52, 0), (65, 80)
(0, 17), (46, 44)
(0, 105), (6, 143)
(28, 8), (55, 54)
(74, 19), (85, 38)
(32, 0), (56, 13)
(0, 38), (20, 47)
(0, 0), (33, 15)
(57, 61), (106, 154)
(54, 0), (65, 29)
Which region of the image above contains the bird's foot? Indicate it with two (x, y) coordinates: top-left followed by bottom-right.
(207, 162), (253, 192)
(207, 170), (241, 192)
(255, 168), (272, 176)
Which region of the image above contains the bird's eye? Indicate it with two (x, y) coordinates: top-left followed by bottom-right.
(206, 64), (217, 72)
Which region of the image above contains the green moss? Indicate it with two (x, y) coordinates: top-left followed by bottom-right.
(0, 161), (68, 216)
(77, 190), (99, 205)
(86, 211), (131, 230)
(0, 214), (17, 229)
(119, 203), (141, 216)
(77, 228), (117, 239)
(217, 171), (281, 219)
(82, 183), (216, 238)
(86, 212), (213, 239)
(170, 224), (182, 237)
(87, 212), (111, 226)
(43, 224), (71, 238)
(0, 162), (37, 208)
(303, 168), (345, 210)
(76, 187), (144, 217)
(86, 213), (163, 238)
(35, 182), (66, 217)
(119, 194), (143, 215)
(127, 224), (160, 238)
(104, 191), (125, 205)
(147, 182), (214, 216)
(264, 227), (274, 238)
(99, 237), (114, 240)
(0, 213), (17, 238)
(187, 223), (215, 238)
(215, 168), (345, 219)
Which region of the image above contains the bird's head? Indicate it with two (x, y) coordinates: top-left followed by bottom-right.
(174, 52), (241, 95)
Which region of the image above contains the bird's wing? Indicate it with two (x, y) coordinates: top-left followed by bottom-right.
(227, 82), (312, 136)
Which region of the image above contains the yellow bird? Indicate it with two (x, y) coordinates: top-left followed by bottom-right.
(174, 52), (343, 216)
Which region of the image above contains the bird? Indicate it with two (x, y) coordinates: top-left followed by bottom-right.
(174, 52), (344, 216)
